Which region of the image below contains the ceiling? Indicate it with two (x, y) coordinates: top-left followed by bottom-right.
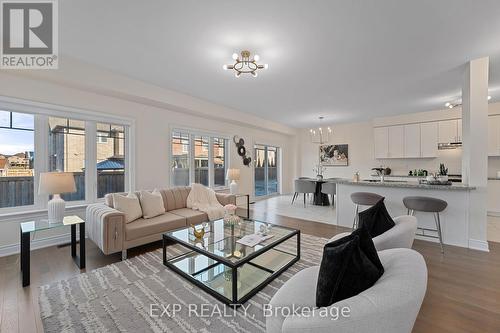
(59, 0), (500, 128)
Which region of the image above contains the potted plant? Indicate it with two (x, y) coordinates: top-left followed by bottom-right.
(438, 163), (448, 182)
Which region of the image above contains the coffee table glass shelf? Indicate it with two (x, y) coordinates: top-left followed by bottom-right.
(163, 218), (300, 305)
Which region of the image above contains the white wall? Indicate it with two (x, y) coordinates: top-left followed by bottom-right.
(0, 59), (298, 254)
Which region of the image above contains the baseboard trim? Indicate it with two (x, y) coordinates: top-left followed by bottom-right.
(0, 233), (71, 257)
(468, 239), (490, 252)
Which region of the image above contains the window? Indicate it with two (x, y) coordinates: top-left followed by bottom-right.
(194, 135), (209, 186)
(97, 123), (125, 198)
(213, 137), (226, 187)
(0, 102), (132, 214)
(48, 117), (86, 201)
(97, 136), (108, 143)
(0, 111), (34, 208)
(171, 131), (190, 186)
(171, 131), (228, 188)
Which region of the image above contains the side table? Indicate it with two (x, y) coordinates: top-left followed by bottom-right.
(20, 216), (85, 287)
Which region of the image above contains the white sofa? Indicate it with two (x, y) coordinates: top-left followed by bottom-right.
(329, 215), (418, 251)
(266, 248), (427, 333)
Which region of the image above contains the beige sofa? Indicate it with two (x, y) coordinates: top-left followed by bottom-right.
(86, 186), (236, 259)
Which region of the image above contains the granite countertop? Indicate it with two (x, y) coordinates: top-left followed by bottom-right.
(328, 178), (476, 191)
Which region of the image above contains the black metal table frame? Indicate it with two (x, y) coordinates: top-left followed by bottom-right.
(235, 194), (250, 219)
(162, 224), (300, 305)
(20, 222), (85, 287)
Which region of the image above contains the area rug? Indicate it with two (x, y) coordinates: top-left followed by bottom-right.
(39, 233), (327, 333)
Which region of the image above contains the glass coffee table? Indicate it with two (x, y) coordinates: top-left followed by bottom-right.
(163, 218), (300, 305)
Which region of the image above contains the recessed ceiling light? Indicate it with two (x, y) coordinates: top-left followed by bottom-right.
(445, 102), (451, 107)
(488, 95), (492, 100)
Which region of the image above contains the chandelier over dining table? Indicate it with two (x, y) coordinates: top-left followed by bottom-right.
(309, 116), (332, 144)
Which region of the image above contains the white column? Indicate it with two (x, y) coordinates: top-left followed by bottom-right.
(462, 57), (489, 251)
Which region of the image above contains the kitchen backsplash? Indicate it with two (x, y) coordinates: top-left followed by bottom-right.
(376, 148), (462, 176)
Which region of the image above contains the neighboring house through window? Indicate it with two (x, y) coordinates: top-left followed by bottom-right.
(171, 130), (228, 188)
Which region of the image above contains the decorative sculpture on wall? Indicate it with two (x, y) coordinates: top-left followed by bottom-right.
(233, 136), (252, 166)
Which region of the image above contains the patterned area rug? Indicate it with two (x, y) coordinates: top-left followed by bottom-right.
(39, 233), (327, 333)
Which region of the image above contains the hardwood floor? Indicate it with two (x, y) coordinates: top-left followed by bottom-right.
(1, 205), (499, 333)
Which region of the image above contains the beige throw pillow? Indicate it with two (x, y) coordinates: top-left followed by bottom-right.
(140, 189), (165, 219)
(113, 193), (143, 223)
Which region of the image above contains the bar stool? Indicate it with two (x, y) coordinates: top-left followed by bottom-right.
(351, 192), (383, 229)
(403, 196), (447, 253)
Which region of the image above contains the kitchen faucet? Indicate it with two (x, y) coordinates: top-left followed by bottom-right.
(372, 167), (385, 182)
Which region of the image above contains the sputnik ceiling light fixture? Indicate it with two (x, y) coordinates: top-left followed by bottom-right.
(223, 50), (268, 78)
(309, 116), (332, 144)
(445, 95), (492, 109)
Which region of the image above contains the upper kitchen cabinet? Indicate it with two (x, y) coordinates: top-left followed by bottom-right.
(375, 122), (437, 159)
(488, 115), (500, 156)
(374, 125), (405, 159)
(374, 126), (389, 158)
(404, 124), (421, 158)
(388, 125), (405, 158)
(420, 122), (438, 157)
(438, 119), (461, 143)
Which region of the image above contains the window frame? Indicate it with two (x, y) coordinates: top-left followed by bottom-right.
(170, 128), (229, 190)
(0, 97), (135, 216)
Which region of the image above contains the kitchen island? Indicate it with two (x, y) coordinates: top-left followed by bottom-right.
(329, 179), (483, 250)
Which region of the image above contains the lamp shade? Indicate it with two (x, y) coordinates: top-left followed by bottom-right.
(38, 172), (77, 195)
(226, 168), (240, 181)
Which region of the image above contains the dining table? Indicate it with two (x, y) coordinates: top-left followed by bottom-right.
(303, 178), (330, 206)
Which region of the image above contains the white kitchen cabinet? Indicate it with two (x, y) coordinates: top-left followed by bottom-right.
(374, 127), (389, 158)
(488, 115), (500, 156)
(388, 125), (405, 158)
(420, 122), (438, 157)
(438, 119), (460, 143)
(457, 119), (462, 142)
(404, 124), (421, 158)
(488, 179), (500, 214)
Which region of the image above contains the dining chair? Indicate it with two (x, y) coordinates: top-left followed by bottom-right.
(292, 179), (316, 207)
(321, 182), (336, 207)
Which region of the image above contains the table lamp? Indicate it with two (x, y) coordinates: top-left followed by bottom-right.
(39, 172), (77, 224)
(227, 168), (240, 194)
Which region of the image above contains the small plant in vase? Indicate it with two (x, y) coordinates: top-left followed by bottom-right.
(438, 163), (448, 182)
(223, 204), (240, 226)
(313, 164), (326, 180)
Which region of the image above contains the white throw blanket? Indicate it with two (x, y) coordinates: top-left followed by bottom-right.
(186, 183), (225, 221)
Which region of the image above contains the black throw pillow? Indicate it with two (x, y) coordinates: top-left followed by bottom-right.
(358, 198), (395, 238)
(315, 227), (384, 307)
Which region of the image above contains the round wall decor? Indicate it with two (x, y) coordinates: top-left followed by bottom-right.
(238, 146), (246, 156)
(233, 135), (252, 167)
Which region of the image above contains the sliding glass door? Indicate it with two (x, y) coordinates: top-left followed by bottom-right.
(254, 145), (279, 197)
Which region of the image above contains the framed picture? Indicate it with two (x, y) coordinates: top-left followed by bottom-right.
(319, 144), (348, 166)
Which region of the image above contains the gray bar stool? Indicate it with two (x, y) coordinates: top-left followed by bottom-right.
(403, 196), (447, 253)
(351, 192), (383, 229)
